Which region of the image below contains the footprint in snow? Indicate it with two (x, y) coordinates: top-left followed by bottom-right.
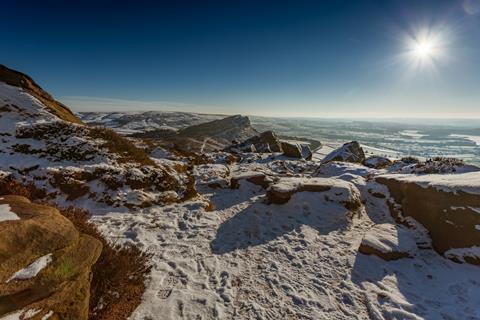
(157, 274), (180, 299)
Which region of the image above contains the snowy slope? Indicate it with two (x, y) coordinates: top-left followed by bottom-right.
(0, 82), (187, 209)
(92, 156), (480, 320)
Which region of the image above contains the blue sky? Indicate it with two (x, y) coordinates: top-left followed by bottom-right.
(2, 0), (480, 117)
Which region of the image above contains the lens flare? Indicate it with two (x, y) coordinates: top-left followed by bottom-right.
(398, 24), (452, 75)
(407, 30), (443, 64)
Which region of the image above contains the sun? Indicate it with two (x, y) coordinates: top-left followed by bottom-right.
(401, 27), (449, 71)
(413, 40), (435, 59)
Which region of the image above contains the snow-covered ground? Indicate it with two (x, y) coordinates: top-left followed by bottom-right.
(91, 157), (480, 320)
(2, 81), (480, 320)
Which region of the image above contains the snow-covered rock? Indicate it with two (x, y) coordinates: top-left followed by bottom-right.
(363, 156), (392, 169)
(280, 141), (305, 159)
(390, 157), (479, 174)
(266, 177), (362, 210)
(321, 141), (365, 164)
(359, 224), (416, 260)
(377, 173), (480, 264)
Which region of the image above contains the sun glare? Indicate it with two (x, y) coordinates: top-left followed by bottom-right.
(400, 25), (451, 73)
(413, 40), (435, 59)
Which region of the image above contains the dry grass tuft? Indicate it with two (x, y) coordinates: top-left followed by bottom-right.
(89, 127), (156, 166)
(59, 207), (151, 320)
(0, 176), (46, 199)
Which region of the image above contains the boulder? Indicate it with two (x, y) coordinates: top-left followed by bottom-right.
(0, 195), (102, 319)
(280, 141), (312, 159)
(300, 144), (313, 160)
(359, 224), (416, 260)
(321, 141), (365, 164)
(363, 156), (392, 169)
(227, 132), (313, 160)
(258, 131), (282, 152)
(226, 130), (282, 154)
(230, 172), (272, 189)
(377, 173), (480, 265)
(266, 177), (362, 211)
(281, 141), (302, 158)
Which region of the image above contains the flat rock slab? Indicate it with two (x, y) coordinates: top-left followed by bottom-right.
(359, 223), (416, 260)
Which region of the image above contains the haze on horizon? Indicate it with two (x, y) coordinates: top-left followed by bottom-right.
(2, 0), (480, 118)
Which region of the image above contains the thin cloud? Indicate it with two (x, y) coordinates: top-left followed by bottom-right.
(61, 96), (219, 113)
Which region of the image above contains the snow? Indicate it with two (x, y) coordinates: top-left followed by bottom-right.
(0, 310), (24, 320)
(399, 130), (427, 139)
(0, 309), (40, 320)
(90, 156), (480, 320)
(361, 224), (417, 255)
(379, 172), (480, 195)
(41, 311), (54, 320)
(450, 134), (480, 146)
(0, 204), (20, 222)
(469, 207), (480, 214)
(7, 253), (53, 282)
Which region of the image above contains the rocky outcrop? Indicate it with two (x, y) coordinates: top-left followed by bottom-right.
(266, 177), (362, 211)
(0, 195), (102, 319)
(359, 224), (416, 260)
(227, 130), (282, 153)
(139, 115), (259, 153)
(391, 157), (479, 174)
(0, 64), (82, 124)
(227, 131), (313, 160)
(377, 173), (480, 265)
(175, 115), (258, 150)
(321, 141), (365, 164)
(281, 142), (312, 160)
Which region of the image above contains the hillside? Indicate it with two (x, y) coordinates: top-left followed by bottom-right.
(0, 67), (189, 209)
(0, 65), (82, 124)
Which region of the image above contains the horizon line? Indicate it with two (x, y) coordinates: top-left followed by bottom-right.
(63, 96), (480, 120)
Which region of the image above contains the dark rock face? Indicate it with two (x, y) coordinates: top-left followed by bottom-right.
(227, 131), (313, 160)
(281, 141), (302, 158)
(226, 130), (281, 154)
(322, 141), (365, 164)
(300, 144), (313, 161)
(177, 114), (257, 142)
(377, 175), (480, 265)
